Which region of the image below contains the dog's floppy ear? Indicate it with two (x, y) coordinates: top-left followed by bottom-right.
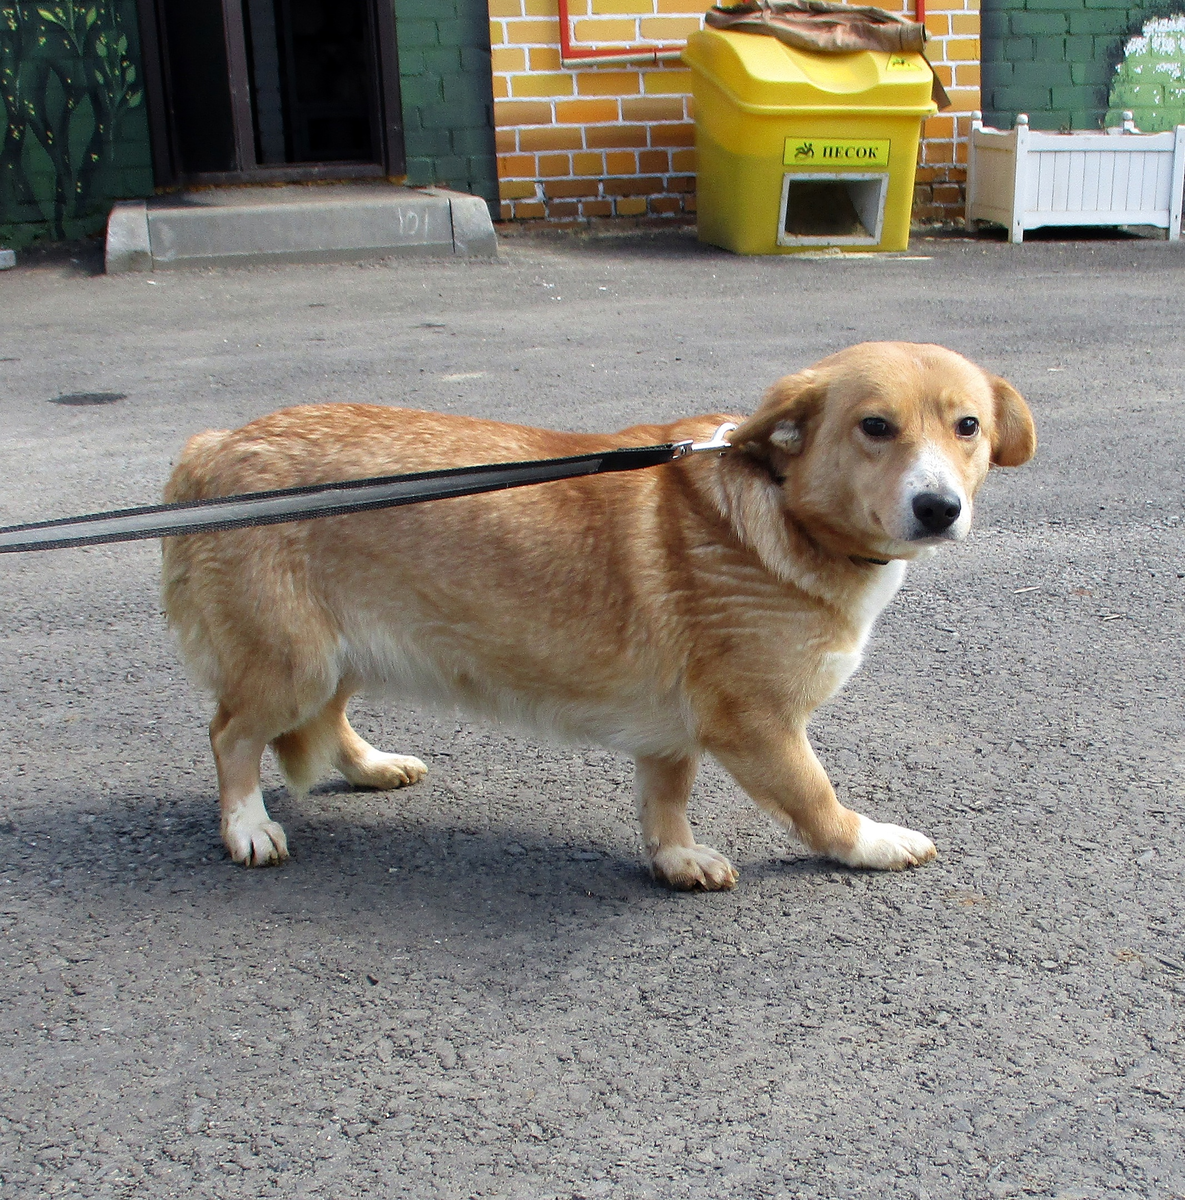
(989, 376), (1036, 467)
(728, 370), (825, 478)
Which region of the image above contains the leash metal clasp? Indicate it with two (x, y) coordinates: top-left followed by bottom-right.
(672, 421), (738, 459)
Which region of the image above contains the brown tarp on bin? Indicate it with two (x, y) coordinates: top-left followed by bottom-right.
(704, 0), (950, 109)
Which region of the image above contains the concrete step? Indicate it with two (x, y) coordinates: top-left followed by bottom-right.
(105, 183), (497, 273)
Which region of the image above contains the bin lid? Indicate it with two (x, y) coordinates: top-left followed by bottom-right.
(682, 27), (937, 113)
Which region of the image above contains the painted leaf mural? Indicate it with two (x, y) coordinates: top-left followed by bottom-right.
(1, 0), (144, 241)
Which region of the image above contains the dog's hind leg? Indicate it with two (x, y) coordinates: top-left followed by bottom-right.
(210, 704), (290, 867)
(636, 754), (738, 890)
(273, 683), (427, 793)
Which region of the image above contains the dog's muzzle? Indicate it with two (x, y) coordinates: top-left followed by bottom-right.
(911, 490), (962, 536)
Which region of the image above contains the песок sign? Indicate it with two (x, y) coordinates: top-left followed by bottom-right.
(783, 138), (892, 167)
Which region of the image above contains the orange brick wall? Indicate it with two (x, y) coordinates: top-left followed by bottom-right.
(489, 0), (980, 228)
(917, 0), (981, 223)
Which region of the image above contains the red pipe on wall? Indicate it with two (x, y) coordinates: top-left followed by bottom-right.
(555, 0), (929, 65)
(556, 0), (684, 65)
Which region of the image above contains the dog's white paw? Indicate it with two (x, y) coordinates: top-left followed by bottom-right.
(340, 751), (428, 790)
(835, 815), (936, 871)
(650, 843), (739, 891)
(223, 790), (290, 867)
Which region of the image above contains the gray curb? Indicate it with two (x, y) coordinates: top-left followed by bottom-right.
(105, 185), (498, 273)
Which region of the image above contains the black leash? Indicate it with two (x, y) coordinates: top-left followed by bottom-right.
(0, 424), (737, 555)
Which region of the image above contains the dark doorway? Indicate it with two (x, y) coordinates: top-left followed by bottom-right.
(245, 0), (378, 165)
(142, 0), (403, 184)
(155, 0), (239, 175)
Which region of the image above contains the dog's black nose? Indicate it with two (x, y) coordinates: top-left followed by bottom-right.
(912, 491), (962, 533)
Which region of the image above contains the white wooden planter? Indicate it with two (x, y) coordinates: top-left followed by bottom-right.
(966, 111), (1185, 242)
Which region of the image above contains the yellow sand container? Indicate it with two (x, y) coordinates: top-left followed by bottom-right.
(683, 27), (937, 253)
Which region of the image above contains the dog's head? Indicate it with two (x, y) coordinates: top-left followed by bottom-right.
(727, 342), (1035, 562)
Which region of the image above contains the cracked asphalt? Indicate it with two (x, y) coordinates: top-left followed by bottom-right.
(0, 229), (1182, 1200)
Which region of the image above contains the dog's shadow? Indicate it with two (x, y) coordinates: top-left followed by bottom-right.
(3, 770), (838, 952)
(280, 776), (659, 920)
(1, 786), (719, 950)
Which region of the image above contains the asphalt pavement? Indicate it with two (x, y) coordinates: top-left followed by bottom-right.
(0, 228), (1183, 1200)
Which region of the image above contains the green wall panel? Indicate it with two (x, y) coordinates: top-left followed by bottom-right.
(981, 0), (1185, 130)
(393, 0), (498, 213)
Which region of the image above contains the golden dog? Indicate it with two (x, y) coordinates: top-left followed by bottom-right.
(161, 341), (1035, 888)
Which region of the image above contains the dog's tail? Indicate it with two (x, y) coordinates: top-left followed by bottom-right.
(270, 704), (343, 798)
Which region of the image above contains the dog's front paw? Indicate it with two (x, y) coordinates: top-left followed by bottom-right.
(650, 844), (739, 891)
(835, 815), (936, 871)
(223, 794), (290, 867)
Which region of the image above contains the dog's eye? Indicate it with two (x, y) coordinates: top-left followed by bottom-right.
(957, 416), (980, 437)
(860, 417), (894, 439)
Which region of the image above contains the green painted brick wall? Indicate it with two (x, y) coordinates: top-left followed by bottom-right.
(1, 0), (499, 246)
(394, 0), (498, 212)
(1, 0), (153, 248)
(981, 0), (1185, 130)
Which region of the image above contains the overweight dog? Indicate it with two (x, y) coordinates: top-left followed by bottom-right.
(161, 341), (1035, 888)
